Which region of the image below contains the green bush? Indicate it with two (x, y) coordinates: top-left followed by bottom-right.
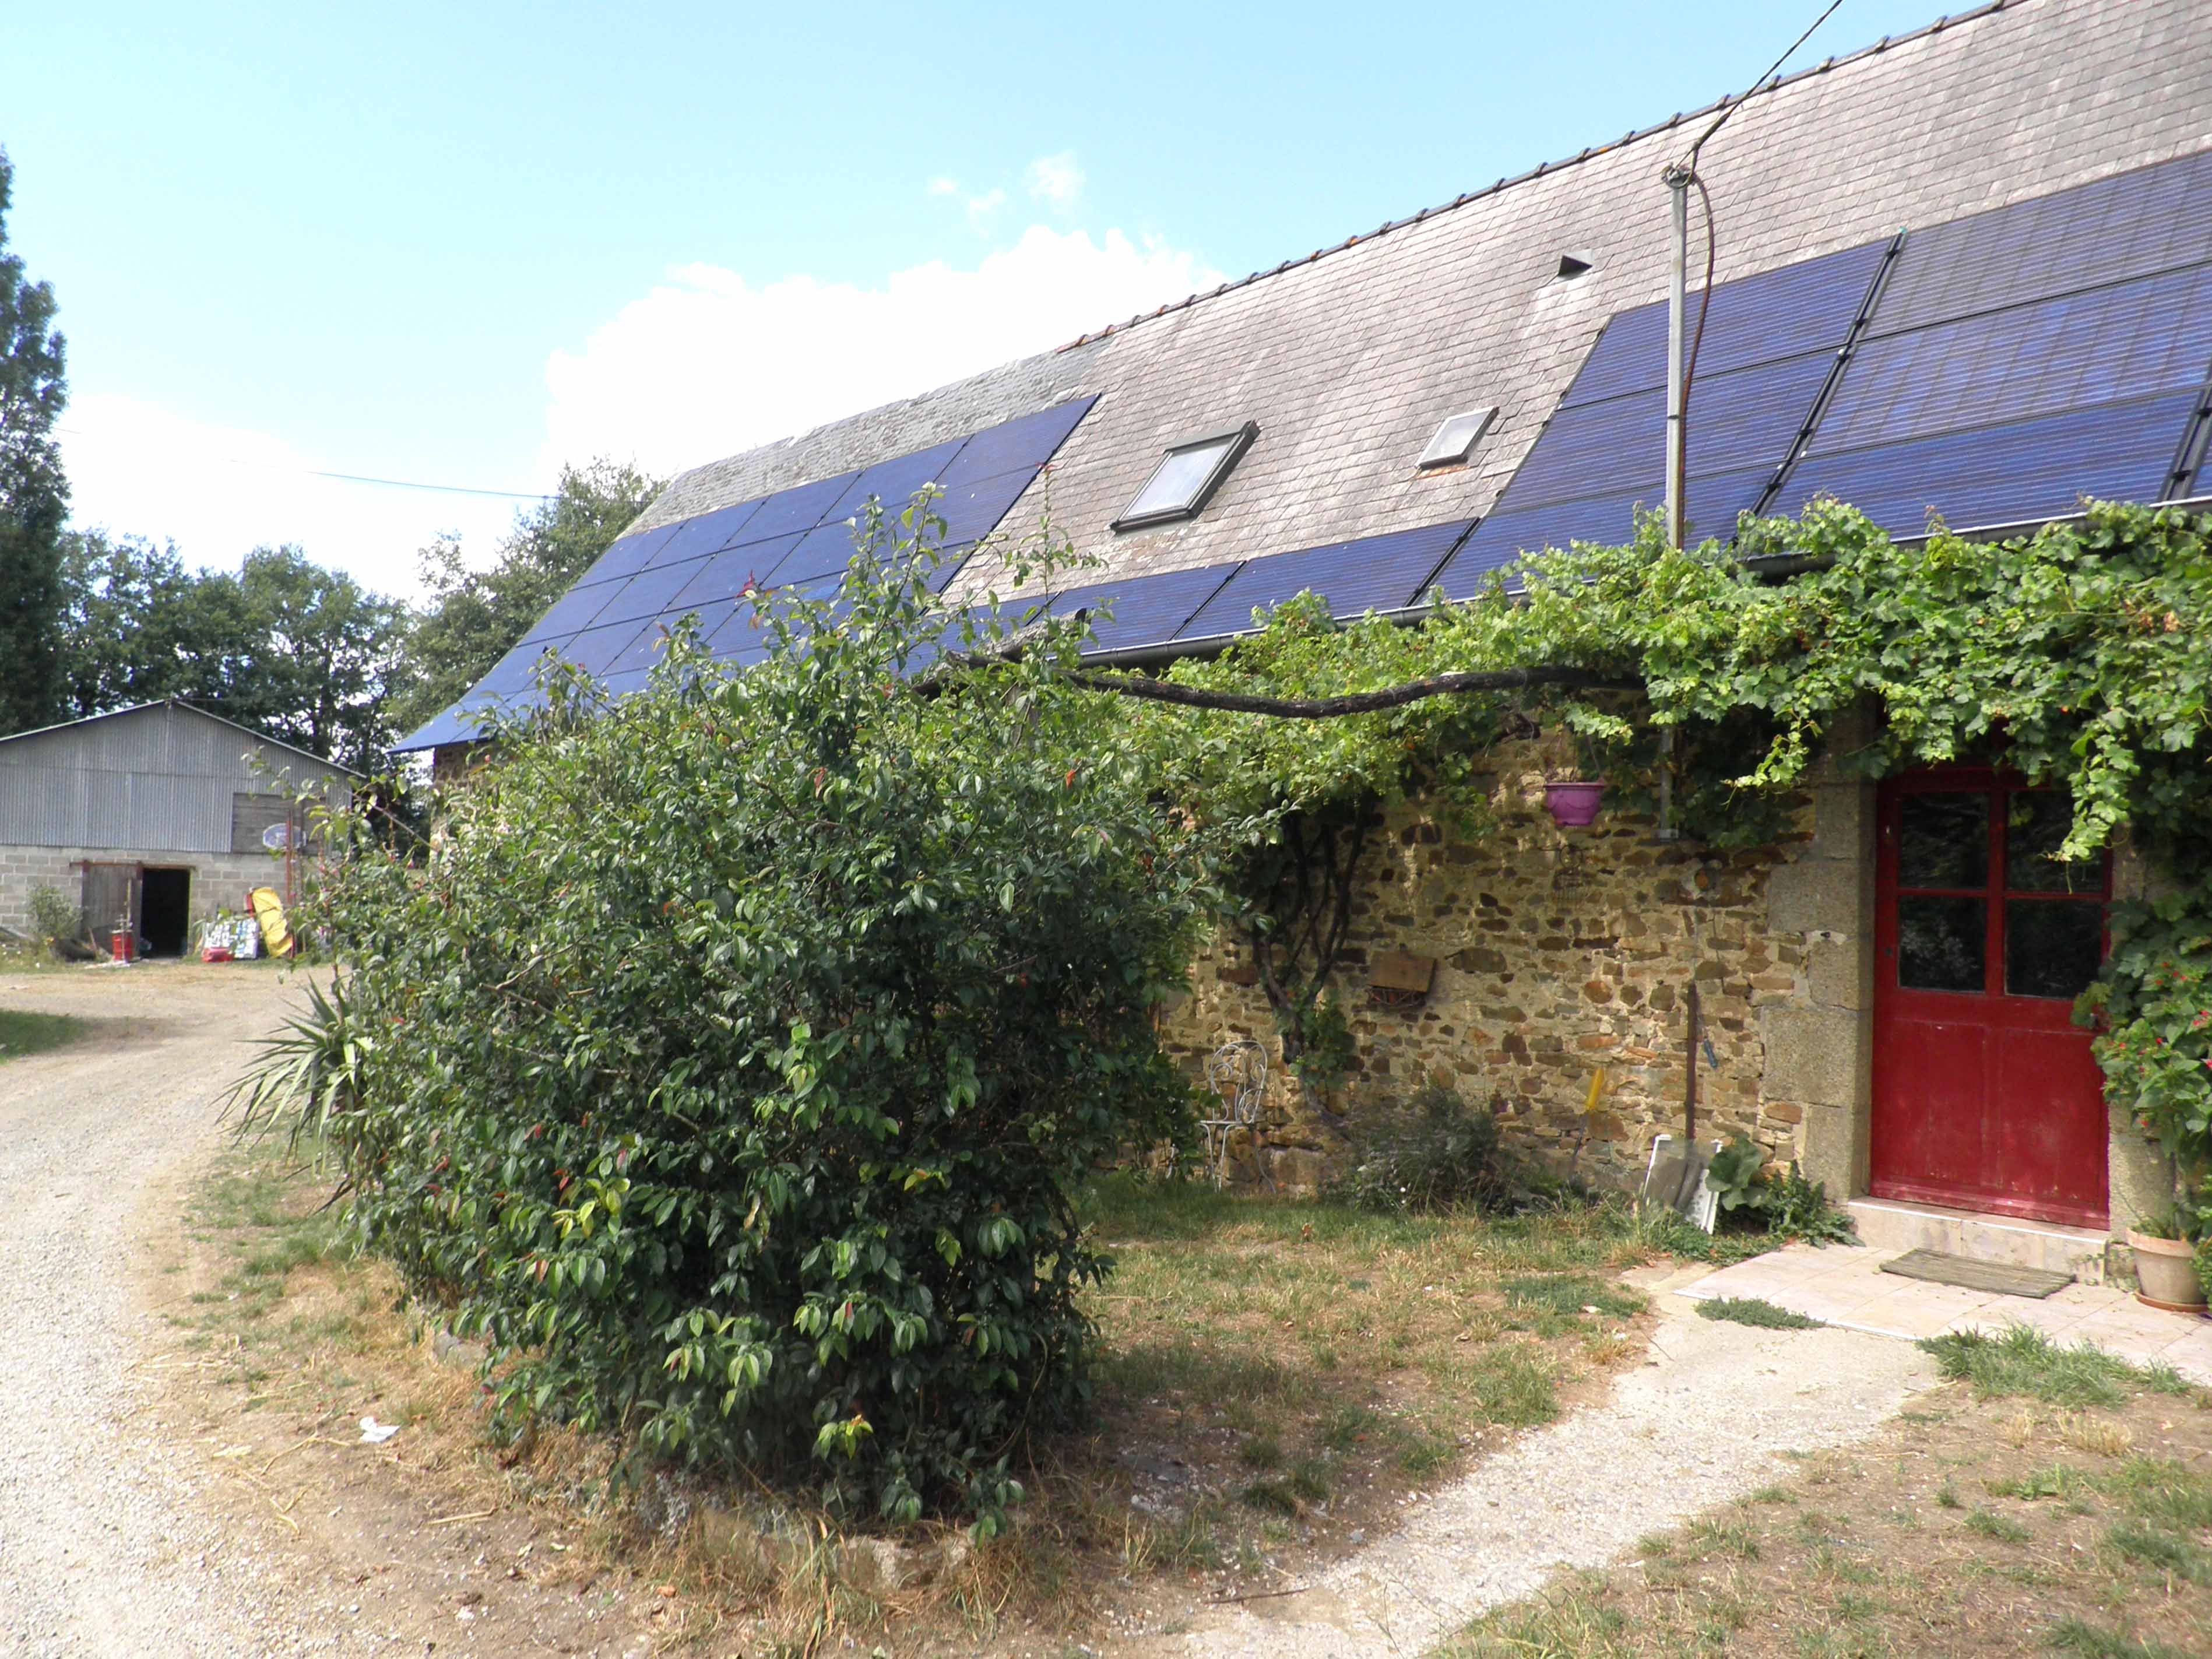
(1704, 1134), (1854, 1243)
(1333, 1083), (1514, 1212)
(261, 500), (1222, 1527)
(26, 885), (80, 950)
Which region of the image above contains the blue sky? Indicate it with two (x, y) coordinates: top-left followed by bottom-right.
(6, 0), (1947, 596)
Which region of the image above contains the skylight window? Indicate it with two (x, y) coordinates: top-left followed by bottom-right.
(1556, 252), (1594, 279)
(1418, 407), (1495, 469)
(1113, 421), (1258, 529)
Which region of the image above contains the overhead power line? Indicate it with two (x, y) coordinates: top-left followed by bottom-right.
(55, 423), (555, 501)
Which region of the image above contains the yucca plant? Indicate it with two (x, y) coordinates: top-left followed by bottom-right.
(223, 971), (369, 1164)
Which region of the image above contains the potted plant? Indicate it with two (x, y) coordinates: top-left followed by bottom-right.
(2127, 1208), (2208, 1314)
(2083, 901), (2211, 1314)
(1538, 729), (1606, 828)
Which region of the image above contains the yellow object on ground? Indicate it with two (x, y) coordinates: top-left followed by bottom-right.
(248, 887), (294, 957)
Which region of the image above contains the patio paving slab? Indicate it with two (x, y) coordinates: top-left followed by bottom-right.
(1677, 1242), (2212, 1386)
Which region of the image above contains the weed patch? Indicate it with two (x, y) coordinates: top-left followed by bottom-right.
(1919, 1324), (2196, 1408)
(1696, 1295), (1824, 1330)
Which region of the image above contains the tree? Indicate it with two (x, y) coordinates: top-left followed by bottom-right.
(227, 546), (407, 771)
(387, 459), (662, 739)
(54, 531), (405, 770)
(54, 530), (240, 715)
(0, 146), (68, 735)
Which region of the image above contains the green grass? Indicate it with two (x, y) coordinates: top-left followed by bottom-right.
(2048, 1621), (2197, 1659)
(1964, 1507), (2030, 1542)
(1696, 1295), (1825, 1330)
(1918, 1325), (2197, 1408)
(0, 1007), (83, 1062)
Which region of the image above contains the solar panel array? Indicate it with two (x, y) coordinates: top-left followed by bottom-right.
(1770, 148), (2212, 533)
(1429, 237), (1894, 599)
(400, 150), (2212, 754)
(396, 397), (1096, 750)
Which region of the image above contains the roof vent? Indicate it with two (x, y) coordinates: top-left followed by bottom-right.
(1113, 421), (1258, 530)
(1555, 252), (1595, 280)
(1418, 407), (1496, 470)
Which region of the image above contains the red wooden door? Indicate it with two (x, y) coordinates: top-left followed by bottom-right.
(1870, 769), (2109, 1226)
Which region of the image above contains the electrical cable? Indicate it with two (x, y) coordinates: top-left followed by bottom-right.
(1672, 0), (1849, 477)
(54, 423), (553, 501)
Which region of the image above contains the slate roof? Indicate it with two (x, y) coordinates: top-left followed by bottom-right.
(402, 0), (2212, 751)
(631, 0), (2211, 603)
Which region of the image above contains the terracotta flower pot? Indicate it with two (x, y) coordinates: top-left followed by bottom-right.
(2128, 1229), (2209, 1314)
(1543, 779), (1606, 828)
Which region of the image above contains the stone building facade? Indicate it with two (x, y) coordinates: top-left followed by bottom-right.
(1162, 736), (2166, 1242)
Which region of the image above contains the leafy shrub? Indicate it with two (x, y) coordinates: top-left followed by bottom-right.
(1287, 990), (1357, 1092)
(1332, 1084), (1513, 1212)
(2083, 893), (2212, 1227)
(1703, 1134), (1854, 1243)
(262, 501), (1222, 1527)
(26, 885), (80, 951)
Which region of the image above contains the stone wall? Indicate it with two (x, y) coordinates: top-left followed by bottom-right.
(0, 843), (289, 941)
(1161, 745), (1870, 1198)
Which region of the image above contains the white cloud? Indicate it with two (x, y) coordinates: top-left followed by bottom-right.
(1025, 152), (1084, 211)
(962, 186), (1008, 232)
(58, 393), (523, 602)
(540, 224), (1222, 478)
(925, 175), (960, 197)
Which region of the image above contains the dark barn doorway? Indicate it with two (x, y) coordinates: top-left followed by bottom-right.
(138, 867), (192, 957)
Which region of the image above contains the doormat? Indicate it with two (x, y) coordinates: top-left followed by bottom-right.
(1880, 1249), (2073, 1299)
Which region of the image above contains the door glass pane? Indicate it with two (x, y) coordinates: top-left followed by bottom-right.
(2004, 792), (2100, 893)
(1899, 792), (1989, 889)
(1898, 896), (1986, 992)
(2005, 900), (2104, 999)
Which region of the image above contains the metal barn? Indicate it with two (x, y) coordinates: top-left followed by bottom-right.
(0, 701), (355, 955)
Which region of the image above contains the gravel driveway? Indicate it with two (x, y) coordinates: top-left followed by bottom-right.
(0, 964), (335, 1656)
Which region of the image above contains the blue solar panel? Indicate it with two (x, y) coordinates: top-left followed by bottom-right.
(471, 637), (568, 699)
(653, 499), (766, 563)
(1510, 353), (1834, 509)
(669, 543), (792, 611)
(1871, 149), (2212, 339)
(938, 468), (1039, 544)
(730, 472), (859, 543)
(519, 580), (628, 645)
(1774, 392), (2199, 537)
(1039, 563), (1239, 655)
(561, 617), (653, 677)
(1433, 465), (1776, 599)
(581, 556), (719, 628)
(937, 396), (1098, 487)
(603, 597), (745, 677)
(823, 439), (965, 524)
(396, 704), (483, 751)
(405, 400), (1096, 748)
(766, 519), (871, 586)
(569, 523), (681, 587)
(1810, 263), (2212, 457)
(1560, 238), (1890, 409)
(1177, 521), (1473, 639)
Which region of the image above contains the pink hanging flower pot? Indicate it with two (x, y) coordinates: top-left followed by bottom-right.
(1543, 779), (1607, 828)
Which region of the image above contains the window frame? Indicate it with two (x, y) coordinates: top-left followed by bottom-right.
(1111, 421), (1259, 531)
(1416, 406), (1496, 470)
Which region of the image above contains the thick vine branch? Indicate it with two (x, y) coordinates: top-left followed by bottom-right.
(1061, 665), (1640, 718)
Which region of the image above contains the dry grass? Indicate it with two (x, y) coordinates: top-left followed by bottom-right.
(173, 1149), (1697, 1652)
(1446, 1333), (2212, 1658)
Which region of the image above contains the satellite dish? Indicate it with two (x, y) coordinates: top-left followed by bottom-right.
(261, 821), (294, 851)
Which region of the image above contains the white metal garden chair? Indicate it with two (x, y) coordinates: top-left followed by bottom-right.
(1200, 1038), (1268, 1189)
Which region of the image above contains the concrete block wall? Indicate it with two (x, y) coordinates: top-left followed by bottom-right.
(0, 844), (290, 941)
